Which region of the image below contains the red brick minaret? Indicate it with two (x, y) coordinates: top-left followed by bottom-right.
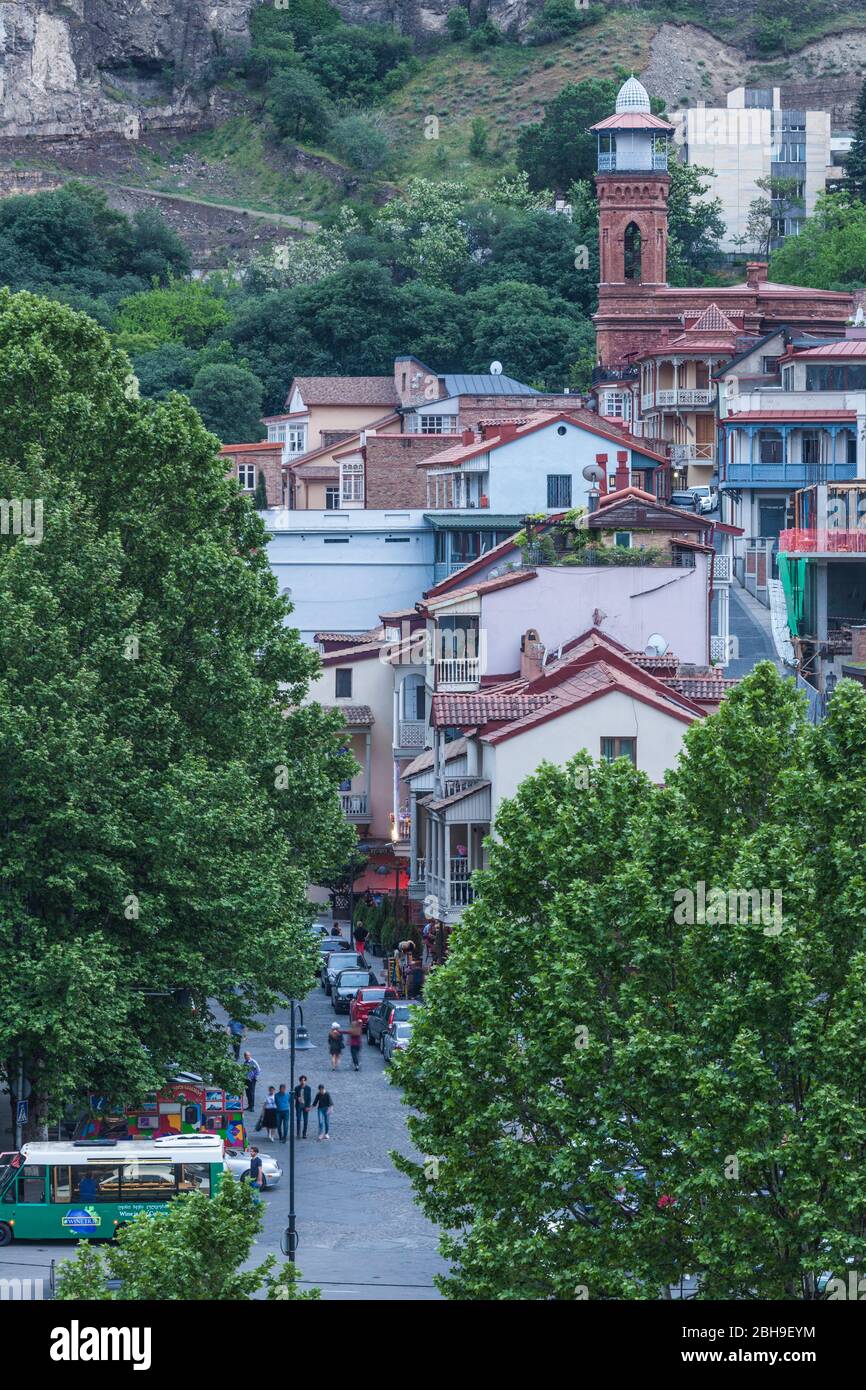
(591, 77), (675, 367)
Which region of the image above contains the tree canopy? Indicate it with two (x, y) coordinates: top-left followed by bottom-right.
(394, 665), (866, 1299)
(769, 192), (866, 290)
(0, 290), (353, 1137)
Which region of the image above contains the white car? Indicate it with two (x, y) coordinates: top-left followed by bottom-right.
(224, 1147), (282, 1188)
(152, 1132), (282, 1187)
(690, 485), (718, 515)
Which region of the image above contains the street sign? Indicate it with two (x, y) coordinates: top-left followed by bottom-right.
(16, 1100), (28, 1125)
(88, 1095), (108, 1112)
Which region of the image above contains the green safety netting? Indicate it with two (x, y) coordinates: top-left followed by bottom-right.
(777, 552), (805, 637)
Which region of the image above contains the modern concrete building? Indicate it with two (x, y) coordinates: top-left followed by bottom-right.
(676, 87), (832, 254)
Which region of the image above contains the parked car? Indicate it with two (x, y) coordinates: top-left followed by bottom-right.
(331, 968), (380, 1013)
(225, 1147), (283, 1188)
(367, 998), (422, 1050)
(690, 485), (718, 515)
(322, 950), (367, 994)
(350, 985), (398, 1031)
(669, 490), (699, 511)
(382, 1020), (413, 1065)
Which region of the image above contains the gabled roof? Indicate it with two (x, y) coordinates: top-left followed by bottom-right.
(288, 376), (399, 407)
(414, 411), (669, 471)
(422, 568), (536, 612)
(590, 111), (675, 132)
(687, 302), (739, 334)
(443, 372), (537, 396)
(402, 736), (468, 780)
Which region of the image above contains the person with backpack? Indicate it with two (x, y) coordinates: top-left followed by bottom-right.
(312, 1085), (334, 1140)
(327, 1022), (344, 1071)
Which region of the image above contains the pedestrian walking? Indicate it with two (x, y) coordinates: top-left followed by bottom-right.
(348, 1019), (363, 1071)
(312, 1085), (333, 1140)
(294, 1075), (312, 1138)
(274, 1083), (291, 1143)
(353, 922), (368, 957)
(248, 1146), (267, 1190)
(328, 1022), (344, 1071)
(262, 1085), (278, 1143)
(243, 1051), (260, 1112)
(227, 1019), (245, 1060)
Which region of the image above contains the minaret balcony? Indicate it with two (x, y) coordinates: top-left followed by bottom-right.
(598, 151), (669, 172)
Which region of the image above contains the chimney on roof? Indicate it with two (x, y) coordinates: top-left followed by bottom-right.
(746, 261), (768, 288)
(596, 453), (608, 497)
(615, 450), (630, 492)
(462, 426), (475, 446)
(495, 421), (519, 441)
(520, 628), (545, 682)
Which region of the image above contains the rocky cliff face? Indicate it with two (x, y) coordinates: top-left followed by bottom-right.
(0, 0), (256, 137)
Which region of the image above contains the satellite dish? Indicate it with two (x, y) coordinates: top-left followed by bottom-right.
(645, 633), (669, 657)
(490, 361), (503, 375)
(582, 463), (606, 484)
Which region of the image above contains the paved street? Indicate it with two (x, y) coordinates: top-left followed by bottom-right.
(0, 925), (446, 1301)
(236, 928), (446, 1300)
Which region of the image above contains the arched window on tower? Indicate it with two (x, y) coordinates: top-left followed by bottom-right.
(624, 221), (642, 282)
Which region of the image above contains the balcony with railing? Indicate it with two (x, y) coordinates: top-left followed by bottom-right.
(436, 654), (482, 687)
(666, 442), (715, 462)
(389, 810), (411, 840)
(598, 151), (669, 172)
(396, 719), (426, 749)
(340, 791), (369, 819)
(779, 528), (866, 555)
(646, 388), (714, 409)
(428, 857), (477, 910)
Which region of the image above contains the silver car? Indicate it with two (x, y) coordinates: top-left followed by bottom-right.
(382, 1020), (413, 1065)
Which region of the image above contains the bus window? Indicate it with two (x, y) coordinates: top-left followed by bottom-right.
(53, 1167), (71, 1203)
(177, 1163), (210, 1194)
(119, 1160), (177, 1201)
(71, 1166), (119, 1202)
(18, 1166), (46, 1204)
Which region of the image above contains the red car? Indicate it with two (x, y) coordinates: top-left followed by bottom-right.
(350, 985), (398, 1032)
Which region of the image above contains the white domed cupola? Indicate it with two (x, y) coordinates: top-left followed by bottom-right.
(615, 75), (652, 115)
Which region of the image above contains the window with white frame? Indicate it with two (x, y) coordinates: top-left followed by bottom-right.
(286, 426), (306, 455)
(325, 486), (340, 510)
(269, 423), (287, 443)
(341, 459), (364, 503)
(601, 390), (630, 420)
(238, 463), (256, 490)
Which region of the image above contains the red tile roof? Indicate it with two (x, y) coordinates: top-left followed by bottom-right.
(414, 410), (668, 469)
(665, 676), (737, 701)
(430, 692), (555, 727)
(322, 704), (375, 726)
(402, 736), (467, 779)
(315, 631), (380, 646)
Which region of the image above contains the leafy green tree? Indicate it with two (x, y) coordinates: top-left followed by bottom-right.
(477, 208), (594, 309)
(244, 4), (301, 86)
(330, 114), (392, 174)
(0, 290), (354, 1138)
(189, 363), (266, 443)
(132, 343), (201, 400)
(55, 1176), (320, 1300)
(468, 117), (489, 161)
(517, 80), (619, 191)
(394, 665), (866, 1299)
(254, 470), (270, 509)
(527, 0), (601, 43)
(308, 25), (412, 103)
(116, 280), (233, 349)
(846, 76), (866, 201)
(375, 178), (471, 287)
(666, 161), (726, 283)
(446, 6), (470, 39)
(769, 191), (866, 290)
(463, 279), (591, 387)
(267, 67), (334, 142)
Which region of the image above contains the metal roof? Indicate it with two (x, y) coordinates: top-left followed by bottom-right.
(442, 373), (538, 396)
(423, 513), (523, 531)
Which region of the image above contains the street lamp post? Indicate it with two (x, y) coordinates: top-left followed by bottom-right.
(284, 1002), (314, 1265)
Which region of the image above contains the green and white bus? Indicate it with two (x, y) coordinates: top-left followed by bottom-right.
(0, 1138), (225, 1244)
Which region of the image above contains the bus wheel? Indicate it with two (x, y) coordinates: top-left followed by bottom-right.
(0, 1222), (13, 1246)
